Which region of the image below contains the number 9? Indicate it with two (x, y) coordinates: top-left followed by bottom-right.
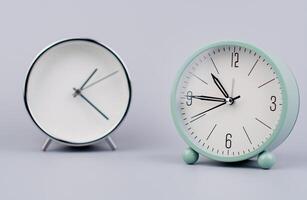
(186, 91), (193, 106)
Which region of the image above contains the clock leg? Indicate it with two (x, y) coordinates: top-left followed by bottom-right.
(41, 138), (52, 151)
(257, 151), (276, 169)
(105, 136), (117, 151)
(183, 147), (199, 165)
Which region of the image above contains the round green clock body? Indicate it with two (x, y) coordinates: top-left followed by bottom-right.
(171, 41), (299, 165)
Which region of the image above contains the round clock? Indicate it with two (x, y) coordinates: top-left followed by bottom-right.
(24, 38), (131, 150)
(171, 41), (299, 169)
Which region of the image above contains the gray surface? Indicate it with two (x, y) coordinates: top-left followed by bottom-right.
(0, 0), (306, 199)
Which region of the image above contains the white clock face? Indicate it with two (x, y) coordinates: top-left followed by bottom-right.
(175, 44), (284, 159)
(25, 39), (131, 144)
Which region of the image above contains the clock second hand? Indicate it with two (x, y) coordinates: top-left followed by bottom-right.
(190, 95), (241, 123)
(191, 101), (226, 119)
(73, 88), (109, 120)
(231, 78), (235, 97)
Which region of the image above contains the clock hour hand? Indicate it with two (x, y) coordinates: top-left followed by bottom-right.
(188, 95), (226, 103)
(211, 73), (229, 98)
(73, 88), (109, 120)
(73, 68), (98, 97)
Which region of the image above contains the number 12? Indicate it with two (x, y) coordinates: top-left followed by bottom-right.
(231, 52), (239, 68)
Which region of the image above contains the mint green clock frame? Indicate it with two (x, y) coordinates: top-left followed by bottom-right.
(171, 41), (300, 169)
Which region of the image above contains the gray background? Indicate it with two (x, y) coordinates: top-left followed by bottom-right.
(0, 0), (306, 199)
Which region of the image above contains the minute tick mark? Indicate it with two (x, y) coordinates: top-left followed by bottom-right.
(206, 124), (217, 140)
(243, 126), (252, 144)
(258, 78), (275, 88)
(255, 117), (272, 129)
(248, 59), (259, 76)
(210, 57), (220, 74)
(189, 72), (208, 85)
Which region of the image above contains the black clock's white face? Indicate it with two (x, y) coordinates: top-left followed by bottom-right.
(175, 44), (283, 158)
(25, 39), (131, 144)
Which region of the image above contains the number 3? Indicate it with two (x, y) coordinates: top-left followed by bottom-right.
(270, 96), (277, 111)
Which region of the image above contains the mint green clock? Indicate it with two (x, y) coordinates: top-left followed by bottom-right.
(171, 41), (299, 169)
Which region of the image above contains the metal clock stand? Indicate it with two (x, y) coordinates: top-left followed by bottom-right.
(41, 137), (117, 151)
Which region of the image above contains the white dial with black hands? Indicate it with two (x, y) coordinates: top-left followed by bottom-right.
(174, 44), (283, 159)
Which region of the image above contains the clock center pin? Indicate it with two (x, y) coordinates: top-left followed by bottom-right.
(225, 97), (234, 105)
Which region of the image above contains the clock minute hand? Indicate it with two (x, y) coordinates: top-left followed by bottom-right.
(211, 73), (229, 98)
(189, 95), (226, 103)
(73, 88), (109, 120)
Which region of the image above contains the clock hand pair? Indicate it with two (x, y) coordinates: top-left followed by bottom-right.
(73, 88), (109, 120)
(81, 70), (119, 91)
(211, 73), (229, 98)
(74, 69), (119, 97)
(73, 68), (98, 97)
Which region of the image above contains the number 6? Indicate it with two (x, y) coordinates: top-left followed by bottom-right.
(225, 133), (232, 149)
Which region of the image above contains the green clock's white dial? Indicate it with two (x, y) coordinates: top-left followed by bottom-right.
(175, 44), (284, 159)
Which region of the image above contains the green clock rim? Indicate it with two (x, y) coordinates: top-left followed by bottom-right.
(170, 41), (288, 162)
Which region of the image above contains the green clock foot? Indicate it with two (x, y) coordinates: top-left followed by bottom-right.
(183, 147), (199, 164)
(257, 151), (276, 169)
